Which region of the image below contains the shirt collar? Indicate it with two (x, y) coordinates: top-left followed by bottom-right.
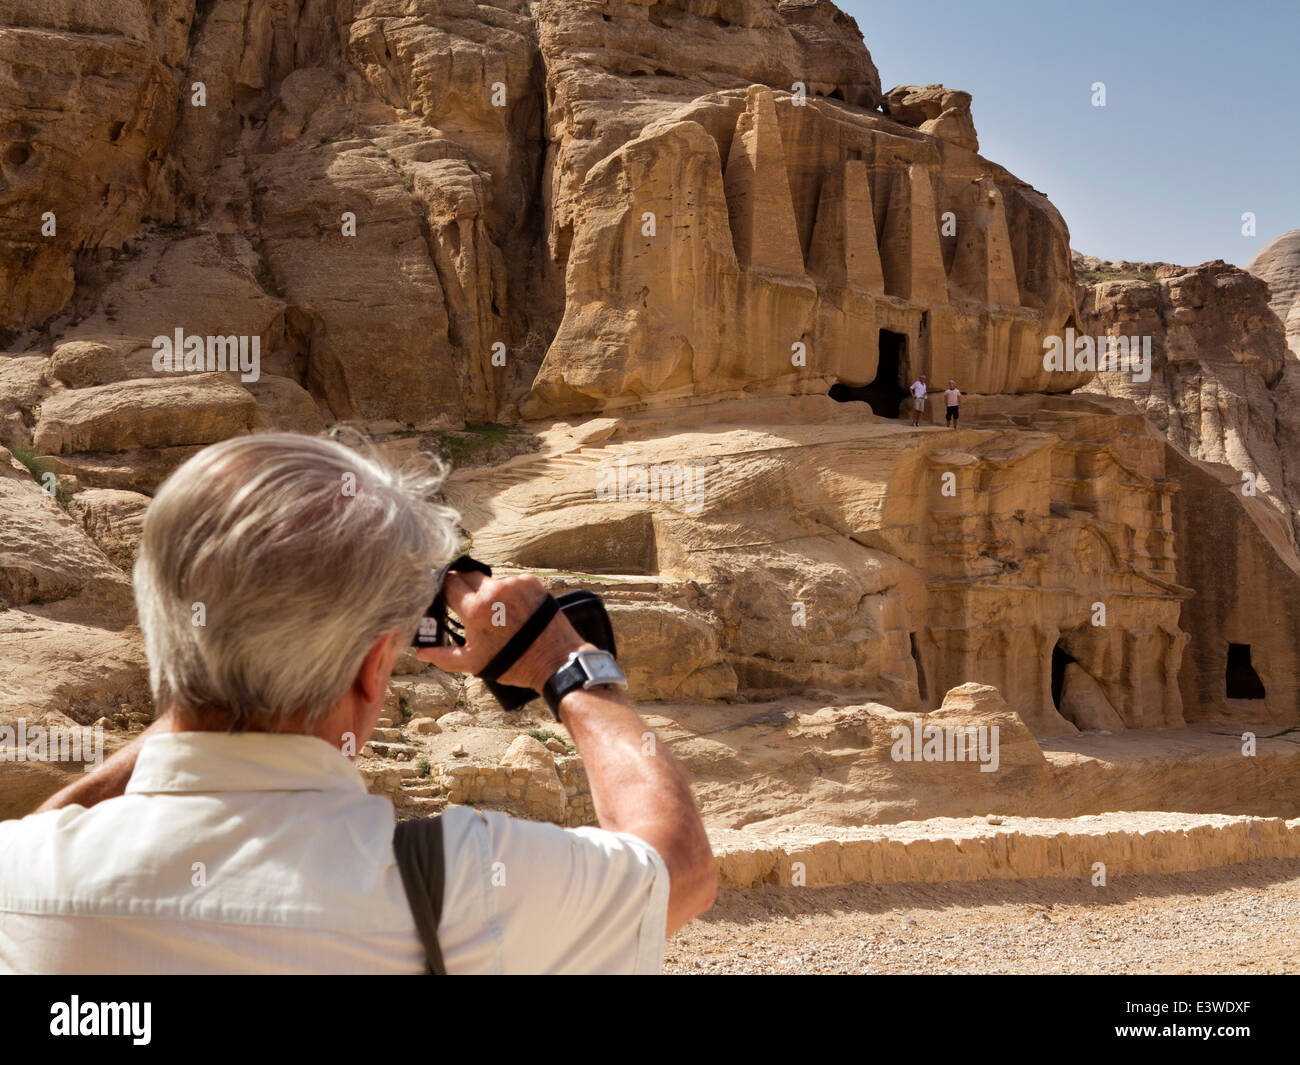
(125, 731), (367, 795)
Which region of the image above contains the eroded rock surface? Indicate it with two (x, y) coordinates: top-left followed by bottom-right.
(1, 1), (1298, 843)
(1077, 257), (1300, 555)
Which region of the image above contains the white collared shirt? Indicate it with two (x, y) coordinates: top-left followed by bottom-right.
(0, 732), (668, 974)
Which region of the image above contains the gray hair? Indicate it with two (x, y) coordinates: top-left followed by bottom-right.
(134, 431), (461, 730)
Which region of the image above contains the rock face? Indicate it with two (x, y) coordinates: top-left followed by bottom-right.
(0, 445), (148, 817)
(1168, 448), (1300, 726)
(2, 0), (1299, 832)
(1075, 257), (1300, 728)
(1247, 229), (1300, 345)
(1247, 229), (1300, 387)
(451, 392), (1188, 737)
(882, 84), (978, 152)
(529, 55), (1077, 415)
(0, 0), (1080, 450)
(0, 0), (188, 330)
(1077, 258), (1300, 555)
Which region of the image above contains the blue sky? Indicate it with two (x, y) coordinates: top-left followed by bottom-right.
(840, 0), (1299, 267)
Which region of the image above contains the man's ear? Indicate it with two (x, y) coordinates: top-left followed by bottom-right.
(355, 631), (400, 705)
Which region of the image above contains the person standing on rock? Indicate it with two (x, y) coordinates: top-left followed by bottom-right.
(944, 379), (961, 429)
(0, 432), (715, 975)
(909, 373), (928, 426)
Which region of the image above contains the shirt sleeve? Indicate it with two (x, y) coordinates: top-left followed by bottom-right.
(434, 807), (670, 975)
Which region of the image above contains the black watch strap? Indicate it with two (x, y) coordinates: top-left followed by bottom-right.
(543, 657), (589, 719)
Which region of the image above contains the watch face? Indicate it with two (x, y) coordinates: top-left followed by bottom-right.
(577, 650), (627, 687)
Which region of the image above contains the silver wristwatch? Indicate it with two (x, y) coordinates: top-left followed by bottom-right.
(542, 649), (627, 718)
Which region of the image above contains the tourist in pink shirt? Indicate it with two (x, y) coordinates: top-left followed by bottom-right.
(944, 380), (961, 428)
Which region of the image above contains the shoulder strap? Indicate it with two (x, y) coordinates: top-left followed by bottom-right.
(392, 816), (448, 975)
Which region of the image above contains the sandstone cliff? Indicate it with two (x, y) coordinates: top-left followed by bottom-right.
(2, 1), (1298, 825)
(1247, 228), (1300, 356)
(1075, 256), (1300, 555)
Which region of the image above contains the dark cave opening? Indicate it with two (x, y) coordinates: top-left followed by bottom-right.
(1225, 642), (1265, 699)
(1051, 641), (1075, 711)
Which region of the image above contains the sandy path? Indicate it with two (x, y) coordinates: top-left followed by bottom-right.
(665, 858), (1300, 974)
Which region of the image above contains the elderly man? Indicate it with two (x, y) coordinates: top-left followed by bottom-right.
(908, 373), (928, 427)
(0, 432), (715, 973)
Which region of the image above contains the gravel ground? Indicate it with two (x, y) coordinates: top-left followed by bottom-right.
(665, 858), (1300, 974)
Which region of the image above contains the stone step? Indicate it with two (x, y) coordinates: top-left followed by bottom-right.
(370, 727), (404, 741)
(402, 783), (444, 796)
(403, 796), (448, 814)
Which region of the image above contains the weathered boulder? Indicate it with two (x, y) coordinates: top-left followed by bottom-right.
(0, 445), (148, 815)
(33, 375), (256, 455)
(1058, 662), (1125, 732)
(1247, 229), (1300, 360)
(883, 84), (978, 152)
(67, 488), (151, 571)
(49, 342), (129, 390)
(1246, 229), (1300, 327)
(0, 447), (133, 608)
(244, 376), (326, 435)
(605, 601), (738, 702)
(499, 734), (566, 822)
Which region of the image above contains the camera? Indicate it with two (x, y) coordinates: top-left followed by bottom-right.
(411, 555), (619, 711)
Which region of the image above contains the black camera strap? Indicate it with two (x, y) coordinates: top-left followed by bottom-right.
(477, 594), (560, 682)
(392, 815), (446, 975)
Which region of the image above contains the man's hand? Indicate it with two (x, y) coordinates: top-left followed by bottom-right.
(415, 570), (589, 691)
(416, 567), (717, 934)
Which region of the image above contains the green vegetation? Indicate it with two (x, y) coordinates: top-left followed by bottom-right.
(415, 757), (431, 778)
(8, 443), (72, 510)
(429, 422), (515, 466)
(527, 728), (575, 754)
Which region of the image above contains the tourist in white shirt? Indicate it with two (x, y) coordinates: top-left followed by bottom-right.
(908, 373), (928, 426)
(0, 433), (715, 974)
(944, 379), (961, 429)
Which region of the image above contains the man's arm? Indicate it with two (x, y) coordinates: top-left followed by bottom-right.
(540, 662), (716, 937)
(33, 716), (172, 814)
(419, 572), (717, 936)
